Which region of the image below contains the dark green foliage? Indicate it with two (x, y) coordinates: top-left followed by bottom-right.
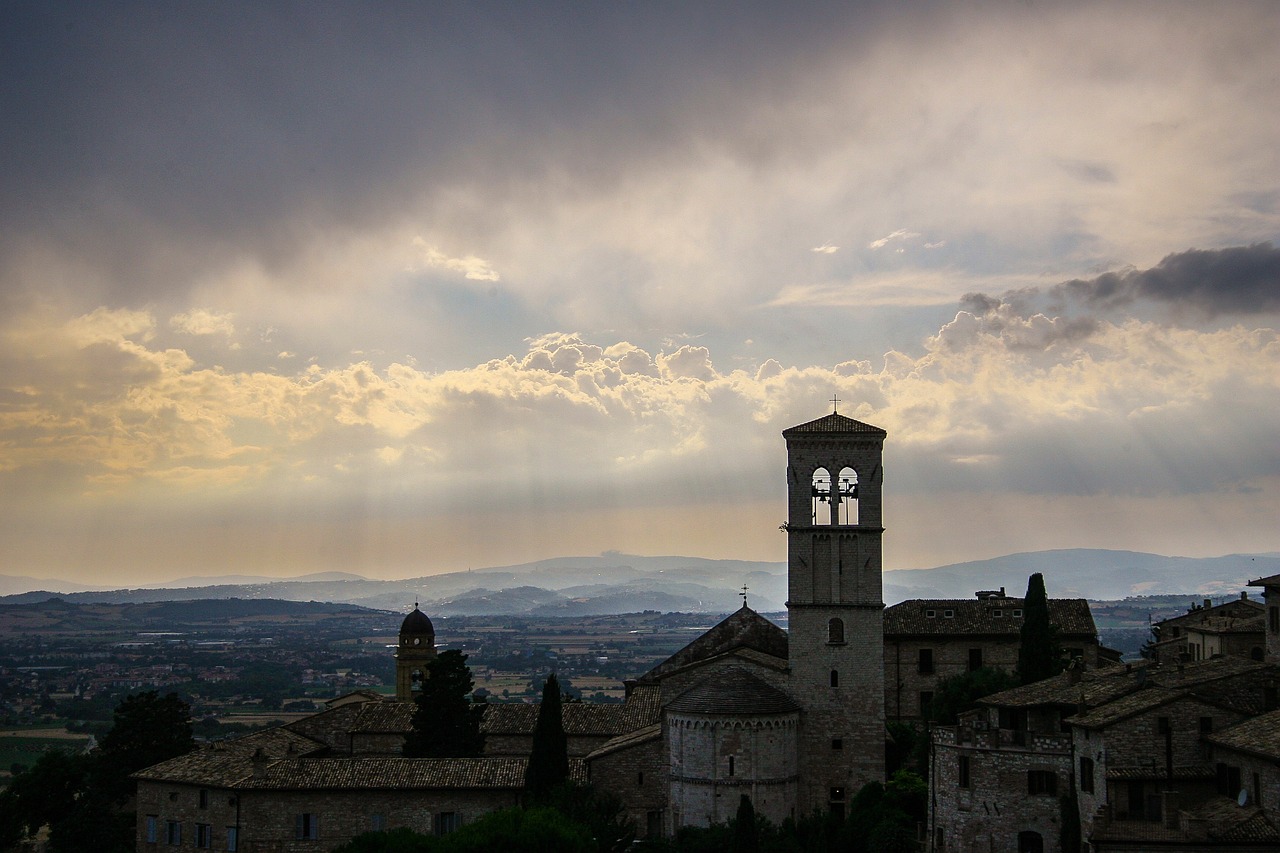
(733, 795), (760, 853)
(885, 721), (922, 774)
(443, 806), (596, 853)
(546, 782), (635, 852)
(524, 673), (569, 802)
(330, 827), (440, 852)
(96, 690), (194, 802)
(404, 650), (486, 758)
(1018, 573), (1065, 685)
(924, 667), (1019, 726)
(0, 692), (194, 853)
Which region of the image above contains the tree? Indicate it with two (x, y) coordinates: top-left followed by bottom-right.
(733, 794), (760, 853)
(1017, 573), (1064, 685)
(95, 690), (194, 802)
(923, 667), (1019, 726)
(524, 673), (569, 803)
(404, 650), (486, 758)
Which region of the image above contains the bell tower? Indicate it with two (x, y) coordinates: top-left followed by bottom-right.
(395, 604), (437, 702)
(782, 409), (886, 814)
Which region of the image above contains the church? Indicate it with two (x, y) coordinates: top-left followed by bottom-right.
(132, 412), (889, 850)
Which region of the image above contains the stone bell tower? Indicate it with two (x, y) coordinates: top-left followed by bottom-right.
(395, 604), (437, 702)
(782, 409), (886, 815)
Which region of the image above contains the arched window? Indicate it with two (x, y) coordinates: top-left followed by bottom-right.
(836, 467), (859, 524)
(1017, 831), (1044, 853)
(828, 618), (845, 645)
(812, 468), (832, 525)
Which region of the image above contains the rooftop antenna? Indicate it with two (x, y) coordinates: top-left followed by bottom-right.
(830, 394), (841, 414)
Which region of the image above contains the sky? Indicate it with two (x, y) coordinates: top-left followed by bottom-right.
(1, 1), (1278, 587)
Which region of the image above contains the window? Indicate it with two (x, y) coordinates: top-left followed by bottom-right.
(295, 813), (319, 840)
(1018, 831), (1044, 853)
(146, 816), (158, 844)
(920, 691), (934, 717)
(958, 755), (971, 788)
(968, 648), (983, 672)
(926, 609), (936, 618)
(196, 823), (212, 849)
(371, 815), (385, 832)
(1080, 757), (1094, 793)
(198, 788), (208, 809)
(1028, 770), (1057, 796)
(1270, 606), (1279, 633)
(646, 810), (662, 839)
(944, 609), (955, 618)
(226, 827), (238, 852)
(993, 608), (1003, 618)
(434, 812), (461, 836)
(166, 820), (182, 846)
(637, 771), (644, 787)
(811, 467), (833, 524)
(830, 669), (839, 688)
(830, 786), (846, 801)
(1013, 609), (1023, 618)
(1217, 763), (1242, 798)
(1199, 716), (1214, 734)
(827, 618), (845, 645)
(1157, 716), (1170, 735)
(918, 648), (934, 674)
(831, 738), (843, 750)
(728, 756), (736, 776)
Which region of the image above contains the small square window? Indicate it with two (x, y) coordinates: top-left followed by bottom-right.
(830, 786), (846, 802)
(1199, 716), (1213, 734)
(1028, 770), (1057, 796)
(831, 738), (843, 750)
(1013, 609), (1023, 617)
(944, 609), (955, 618)
(926, 609), (936, 618)
(1157, 716), (1170, 735)
(993, 609), (1003, 617)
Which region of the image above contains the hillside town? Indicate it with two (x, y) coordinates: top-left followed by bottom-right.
(4, 414), (1270, 853)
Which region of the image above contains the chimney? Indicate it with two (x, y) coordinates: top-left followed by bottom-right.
(252, 747), (268, 781)
(1241, 591), (1248, 600)
(1204, 598), (1212, 610)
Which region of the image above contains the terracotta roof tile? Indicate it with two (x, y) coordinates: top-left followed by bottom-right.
(1208, 708), (1280, 760)
(639, 606), (788, 681)
(666, 667), (800, 716)
(884, 598), (1097, 637)
(783, 413), (886, 436)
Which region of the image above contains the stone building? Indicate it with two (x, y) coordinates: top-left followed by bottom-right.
(133, 411), (893, 850)
(929, 652), (1280, 853)
(885, 592), (1114, 723)
(1149, 594), (1265, 665)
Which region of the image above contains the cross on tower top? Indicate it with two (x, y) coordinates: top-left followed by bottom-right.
(739, 584), (750, 607)
(830, 394), (841, 413)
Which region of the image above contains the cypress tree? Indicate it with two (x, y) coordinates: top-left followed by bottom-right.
(524, 673), (569, 803)
(732, 794), (759, 853)
(403, 650), (485, 757)
(1017, 573), (1064, 685)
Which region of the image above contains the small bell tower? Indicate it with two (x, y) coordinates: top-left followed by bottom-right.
(783, 406), (886, 814)
(395, 604), (437, 702)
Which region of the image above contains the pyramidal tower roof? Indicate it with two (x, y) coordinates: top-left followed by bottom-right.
(783, 412), (885, 437)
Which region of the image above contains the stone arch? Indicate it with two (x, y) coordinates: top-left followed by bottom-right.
(811, 467), (832, 524)
(835, 466), (859, 524)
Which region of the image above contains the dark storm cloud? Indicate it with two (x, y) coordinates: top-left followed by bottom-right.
(1055, 243), (1280, 317)
(0, 1), (891, 300)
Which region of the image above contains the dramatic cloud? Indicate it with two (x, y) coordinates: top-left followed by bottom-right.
(1, 3), (1277, 583)
(1054, 243), (1280, 318)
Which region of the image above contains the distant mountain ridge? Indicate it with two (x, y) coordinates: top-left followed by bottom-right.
(2, 550), (1276, 614)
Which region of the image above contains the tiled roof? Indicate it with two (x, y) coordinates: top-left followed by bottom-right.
(352, 700), (415, 732)
(639, 606), (788, 681)
(1065, 686), (1186, 729)
(979, 664), (1142, 710)
(1208, 708), (1280, 760)
(1094, 797), (1280, 844)
(783, 413), (885, 437)
(132, 727), (325, 785)
(1248, 573), (1280, 587)
(585, 723), (662, 761)
(284, 701), (365, 748)
(139, 753), (586, 790)
(481, 685), (661, 737)
(666, 667), (800, 716)
(884, 598), (1097, 637)
(240, 757), (586, 790)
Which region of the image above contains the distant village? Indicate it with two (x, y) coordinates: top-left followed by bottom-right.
(3, 414), (1278, 853)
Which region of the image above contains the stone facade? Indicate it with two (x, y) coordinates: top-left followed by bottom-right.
(1151, 594), (1265, 665)
(782, 414), (887, 813)
(885, 595), (1110, 723)
(929, 654), (1280, 853)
